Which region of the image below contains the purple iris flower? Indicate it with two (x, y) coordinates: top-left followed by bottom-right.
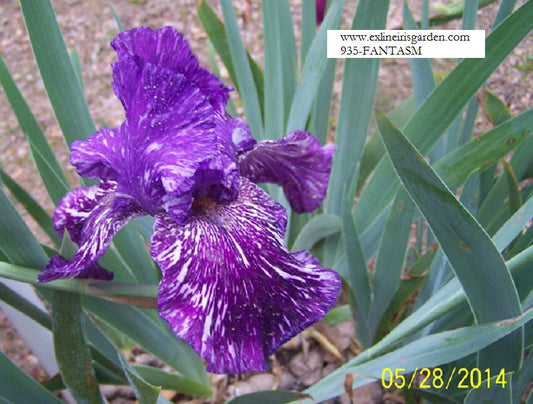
(316, 0), (327, 25)
(38, 27), (341, 374)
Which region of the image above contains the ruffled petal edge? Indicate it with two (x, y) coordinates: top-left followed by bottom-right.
(152, 178), (341, 373)
(238, 131), (336, 213)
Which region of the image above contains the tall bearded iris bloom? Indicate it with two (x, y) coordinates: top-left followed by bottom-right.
(38, 26), (341, 374)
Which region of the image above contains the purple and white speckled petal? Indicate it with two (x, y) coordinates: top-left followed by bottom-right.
(38, 181), (145, 282)
(238, 131), (336, 213)
(70, 55), (217, 185)
(51, 181), (117, 244)
(69, 127), (126, 181)
(110, 57), (215, 138)
(151, 179), (341, 374)
(111, 26), (230, 110)
(71, 56), (239, 222)
(38, 256), (113, 283)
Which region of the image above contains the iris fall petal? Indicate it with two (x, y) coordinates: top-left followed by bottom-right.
(39, 256), (113, 283)
(38, 181), (144, 282)
(152, 178), (341, 374)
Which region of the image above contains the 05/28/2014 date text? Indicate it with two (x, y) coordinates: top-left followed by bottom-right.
(381, 367), (508, 390)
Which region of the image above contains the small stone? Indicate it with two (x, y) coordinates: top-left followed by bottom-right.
(289, 350), (323, 386)
(278, 370), (296, 390)
(247, 373), (274, 391)
(100, 385), (118, 399)
(228, 381), (254, 397)
(289, 350), (322, 376)
(321, 362), (337, 378)
(115, 386), (136, 399)
(314, 321), (355, 356)
(351, 382), (382, 404)
(135, 353), (160, 366)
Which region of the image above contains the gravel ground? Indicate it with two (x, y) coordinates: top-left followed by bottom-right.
(0, 0), (532, 403)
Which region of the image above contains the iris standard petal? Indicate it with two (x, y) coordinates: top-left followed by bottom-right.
(37, 181), (145, 282)
(111, 26), (230, 110)
(151, 178), (341, 374)
(110, 56), (214, 135)
(71, 56), (239, 223)
(70, 57), (216, 184)
(69, 127), (124, 181)
(238, 130), (336, 213)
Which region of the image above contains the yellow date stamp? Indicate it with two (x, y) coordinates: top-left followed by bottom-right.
(381, 367), (507, 390)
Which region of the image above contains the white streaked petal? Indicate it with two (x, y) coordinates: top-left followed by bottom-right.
(238, 130), (336, 213)
(38, 181), (145, 282)
(152, 178), (341, 374)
